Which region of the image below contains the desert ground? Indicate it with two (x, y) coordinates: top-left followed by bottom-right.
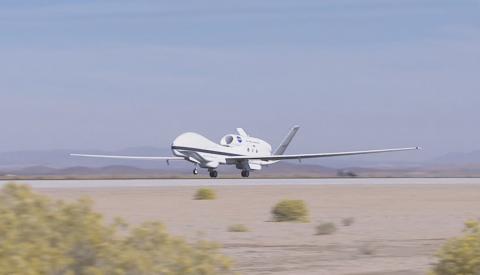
(20, 179), (480, 275)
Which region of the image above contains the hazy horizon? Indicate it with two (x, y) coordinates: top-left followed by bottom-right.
(1, 1), (479, 162)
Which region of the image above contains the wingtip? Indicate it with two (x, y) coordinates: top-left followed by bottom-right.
(415, 146), (422, 150)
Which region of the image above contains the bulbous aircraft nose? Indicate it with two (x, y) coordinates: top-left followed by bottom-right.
(172, 132), (197, 148)
(171, 133), (191, 156)
(171, 132), (218, 149)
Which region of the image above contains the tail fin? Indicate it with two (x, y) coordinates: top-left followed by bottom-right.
(236, 128), (248, 136)
(274, 125), (300, 155)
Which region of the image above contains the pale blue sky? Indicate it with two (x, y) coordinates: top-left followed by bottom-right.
(0, 0), (479, 160)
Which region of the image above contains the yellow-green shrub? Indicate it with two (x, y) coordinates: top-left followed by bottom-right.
(430, 220), (480, 275)
(194, 188), (217, 200)
(228, 224), (249, 232)
(0, 182), (233, 275)
(271, 199), (309, 222)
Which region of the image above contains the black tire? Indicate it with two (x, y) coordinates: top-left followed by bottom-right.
(241, 170), (250, 178)
(209, 170), (218, 178)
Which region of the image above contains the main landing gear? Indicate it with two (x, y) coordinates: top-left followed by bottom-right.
(193, 167), (218, 178)
(241, 170), (250, 178)
(195, 169), (248, 178)
(209, 170), (218, 178)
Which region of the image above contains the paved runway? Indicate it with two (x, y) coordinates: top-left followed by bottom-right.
(1, 177), (479, 188)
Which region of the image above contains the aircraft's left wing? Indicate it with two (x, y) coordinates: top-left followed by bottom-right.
(226, 147), (420, 161)
(70, 154), (185, 160)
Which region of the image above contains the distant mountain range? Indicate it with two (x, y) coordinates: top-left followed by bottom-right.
(430, 150), (480, 165)
(1, 148), (480, 179)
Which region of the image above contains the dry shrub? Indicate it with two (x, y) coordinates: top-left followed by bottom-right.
(194, 188), (217, 200)
(227, 224), (249, 232)
(359, 243), (377, 255)
(271, 199), (309, 222)
(342, 217), (355, 226)
(315, 222), (337, 235)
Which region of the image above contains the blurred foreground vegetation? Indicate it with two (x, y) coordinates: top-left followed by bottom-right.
(0, 183), (233, 275)
(194, 188), (217, 200)
(431, 220), (480, 275)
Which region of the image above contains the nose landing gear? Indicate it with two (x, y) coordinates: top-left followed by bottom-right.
(193, 168), (198, 175)
(241, 170), (250, 178)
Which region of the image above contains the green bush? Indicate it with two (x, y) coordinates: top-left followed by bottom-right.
(228, 224), (249, 232)
(430, 220), (480, 275)
(271, 199), (309, 222)
(194, 188), (217, 200)
(315, 222), (337, 235)
(0, 182), (233, 275)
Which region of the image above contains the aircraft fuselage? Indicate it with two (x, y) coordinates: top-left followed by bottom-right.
(171, 132), (273, 173)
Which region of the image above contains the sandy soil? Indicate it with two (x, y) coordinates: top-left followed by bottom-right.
(36, 182), (480, 275)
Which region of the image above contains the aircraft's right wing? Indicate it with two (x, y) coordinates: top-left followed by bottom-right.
(226, 147), (421, 161)
(70, 154), (185, 160)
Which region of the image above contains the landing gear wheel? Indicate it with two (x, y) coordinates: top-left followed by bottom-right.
(241, 170), (250, 178)
(209, 170), (218, 178)
(193, 168), (198, 175)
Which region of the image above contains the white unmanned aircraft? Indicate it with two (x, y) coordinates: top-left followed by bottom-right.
(71, 126), (420, 178)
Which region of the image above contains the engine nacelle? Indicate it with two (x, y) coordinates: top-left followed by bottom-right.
(236, 161), (262, 171)
(200, 161), (220, 169)
(220, 134), (244, 147)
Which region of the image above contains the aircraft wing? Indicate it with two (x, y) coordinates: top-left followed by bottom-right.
(70, 154), (185, 160)
(226, 147), (420, 161)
